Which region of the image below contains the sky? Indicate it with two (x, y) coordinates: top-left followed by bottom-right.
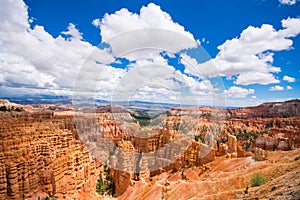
(0, 0), (300, 107)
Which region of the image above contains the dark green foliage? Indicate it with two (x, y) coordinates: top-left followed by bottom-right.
(131, 111), (159, 127)
(166, 111), (171, 116)
(265, 122), (273, 129)
(173, 122), (180, 131)
(137, 119), (150, 127)
(236, 131), (265, 141)
(194, 134), (204, 143)
(173, 121), (188, 132)
(0, 106), (23, 112)
(96, 176), (105, 195)
(200, 113), (213, 118)
(0, 106), (7, 111)
(294, 155), (300, 161)
(251, 173), (267, 187)
(260, 129), (268, 134)
(96, 165), (115, 195)
(201, 125), (208, 133)
(191, 163), (195, 169)
(14, 107), (23, 112)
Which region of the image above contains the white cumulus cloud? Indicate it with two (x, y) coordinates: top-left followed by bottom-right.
(97, 3), (197, 61)
(89, 3), (215, 104)
(61, 23), (83, 40)
(99, 3), (195, 42)
(0, 0), (97, 95)
(0, 0), (216, 105)
(279, 0), (297, 5)
(92, 18), (101, 28)
(183, 17), (300, 85)
(270, 85), (284, 91)
(283, 75), (296, 83)
(225, 86), (255, 98)
(286, 86), (293, 90)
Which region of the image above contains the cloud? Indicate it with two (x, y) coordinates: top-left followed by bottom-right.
(97, 3), (197, 61)
(0, 0), (97, 95)
(92, 18), (101, 28)
(1, 0), (213, 106)
(235, 72), (280, 85)
(96, 60), (217, 104)
(0, 53), (54, 88)
(99, 3), (195, 42)
(270, 85), (284, 91)
(183, 17), (300, 85)
(279, 0), (297, 5)
(88, 3), (217, 104)
(6, 0), (297, 108)
(279, 17), (300, 37)
(0, 0), (29, 32)
(286, 86), (293, 90)
(283, 75), (296, 83)
(61, 23), (83, 40)
(225, 86), (255, 98)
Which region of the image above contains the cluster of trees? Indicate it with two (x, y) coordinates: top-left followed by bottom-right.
(37, 196), (58, 200)
(0, 105), (23, 112)
(194, 134), (204, 143)
(236, 131), (264, 141)
(96, 164), (115, 196)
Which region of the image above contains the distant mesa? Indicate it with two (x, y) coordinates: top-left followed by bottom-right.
(228, 99), (300, 119)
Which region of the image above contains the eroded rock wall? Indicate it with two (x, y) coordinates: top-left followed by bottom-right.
(0, 114), (100, 199)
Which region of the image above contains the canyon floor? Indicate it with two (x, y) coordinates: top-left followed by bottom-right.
(118, 149), (300, 200)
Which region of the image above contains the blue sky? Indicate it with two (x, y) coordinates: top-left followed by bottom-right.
(0, 0), (300, 106)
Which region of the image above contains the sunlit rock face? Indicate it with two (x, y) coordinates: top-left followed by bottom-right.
(0, 112), (100, 199)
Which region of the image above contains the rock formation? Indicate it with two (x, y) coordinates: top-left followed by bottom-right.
(0, 112), (100, 199)
(0, 99), (300, 199)
(228, 99), (300, 119)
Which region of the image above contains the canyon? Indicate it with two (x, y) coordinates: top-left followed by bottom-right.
(0, 99), (299, 199)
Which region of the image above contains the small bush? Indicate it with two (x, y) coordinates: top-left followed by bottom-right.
(244, 186), (249, 194)
(96, 177), (105, 195)
(294, 155), (300, 161)
(194, 134), (203, 142)
(251, 173), (267, 187)
(0, 106), (7, 111)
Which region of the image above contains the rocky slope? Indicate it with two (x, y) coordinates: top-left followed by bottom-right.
(118, 149), (300, 200)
